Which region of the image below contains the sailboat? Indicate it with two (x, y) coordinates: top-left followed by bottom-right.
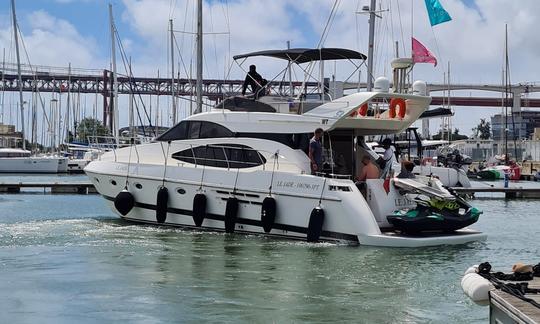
(0, 0), (67, 173)
(477, 25), (521, 181)
(84, 0), (485, 246)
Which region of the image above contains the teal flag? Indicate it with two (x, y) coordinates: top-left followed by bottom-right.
(424, 0), (452, 26)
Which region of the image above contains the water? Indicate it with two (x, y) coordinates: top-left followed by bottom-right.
(0, 177), (539, 323)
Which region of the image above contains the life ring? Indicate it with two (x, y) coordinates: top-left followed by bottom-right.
(349, 103), (369, 117)
(389, 98), (406, 119)
(358, 103), (368, 116)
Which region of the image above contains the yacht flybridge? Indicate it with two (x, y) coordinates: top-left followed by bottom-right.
(85, 48), (486, 247)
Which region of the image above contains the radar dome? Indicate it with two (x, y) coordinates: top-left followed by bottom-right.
(412, 81), (427, 96)
(373, 77), (390, 93)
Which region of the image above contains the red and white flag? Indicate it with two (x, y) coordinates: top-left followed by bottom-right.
(412, 37), (437, 67)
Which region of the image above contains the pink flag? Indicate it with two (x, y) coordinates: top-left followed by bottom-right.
(412, 37), (437, 67)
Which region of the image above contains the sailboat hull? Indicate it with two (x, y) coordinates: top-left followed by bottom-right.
(0, 157), (65, 173)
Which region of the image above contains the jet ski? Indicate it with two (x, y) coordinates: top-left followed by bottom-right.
(387, 178), (482, 234)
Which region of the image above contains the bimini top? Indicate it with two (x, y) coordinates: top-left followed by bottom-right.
(233, 48), (367, 64)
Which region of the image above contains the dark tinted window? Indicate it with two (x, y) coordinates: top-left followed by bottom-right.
(199, 121), (233, 138)
(172, 146), (196, 164)
(188, 121), (201, 139)
(157, 121), (188, 141)
(236, 132), (310, 152)
(172, 144), (266, 168)
(157, 121), (233, 141)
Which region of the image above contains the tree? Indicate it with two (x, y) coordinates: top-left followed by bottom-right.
(471, 119), (491, 139)
(76, 118), (109, 143)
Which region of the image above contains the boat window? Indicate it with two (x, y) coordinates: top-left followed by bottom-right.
(172, 146), (196, 164)
(0, 152), (30, 158)
(157, 121), (233, 141)
(188, 121), (201, 139)
(172, 144), (266, 168)
(236, 132), (310, 152)
(157, 121), (188, 141)
(199, 121), (233, 138)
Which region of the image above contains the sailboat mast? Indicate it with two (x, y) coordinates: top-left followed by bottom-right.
(11, 0), (25, 150)
(504, 24), (509, 165)
(366, 0), (376, 92)
(170, 19), (176, 124)
(109, 3), (119, 143)
(66, 62), (71, 143)
(1, 48), (5, 124)
(195, 0), (203, 114)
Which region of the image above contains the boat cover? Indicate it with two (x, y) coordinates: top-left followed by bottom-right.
(233, 48), (367, 63)
(392, 178), (455, 200)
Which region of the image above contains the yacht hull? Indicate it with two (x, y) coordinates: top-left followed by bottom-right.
(86, 158), (485, 247)
(0, 157), (65, 173)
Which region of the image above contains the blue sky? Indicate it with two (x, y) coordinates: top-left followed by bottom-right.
(6, 1), (110, 55)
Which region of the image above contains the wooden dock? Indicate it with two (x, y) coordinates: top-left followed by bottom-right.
(490, 277), (540, 324)
(451, 187), (540, 199)
(0, 182), (97, 194)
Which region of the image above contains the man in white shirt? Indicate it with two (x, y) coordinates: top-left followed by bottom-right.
(379, 138), (395, 176)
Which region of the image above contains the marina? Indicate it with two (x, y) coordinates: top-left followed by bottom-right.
(1, 0), (540, 322)
(0, 184), (538, 322)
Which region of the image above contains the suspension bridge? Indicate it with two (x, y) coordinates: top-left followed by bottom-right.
(2, 62), (540, 131)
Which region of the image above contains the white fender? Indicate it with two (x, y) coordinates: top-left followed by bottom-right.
(461, 273), (494, 303)
(464, 265), (478, 275)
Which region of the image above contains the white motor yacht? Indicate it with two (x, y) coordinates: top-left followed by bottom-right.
(85, 48), (486, 247)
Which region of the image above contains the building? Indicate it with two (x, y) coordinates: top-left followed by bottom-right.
(491, 110), (540, 141)
(0, 123), (23, 148)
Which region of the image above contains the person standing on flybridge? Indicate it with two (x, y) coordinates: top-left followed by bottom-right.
(309, 128), (324, 175)
(241, 65), (263, 97)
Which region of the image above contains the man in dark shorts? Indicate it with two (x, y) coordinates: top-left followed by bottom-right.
(309, 128), (323, 175)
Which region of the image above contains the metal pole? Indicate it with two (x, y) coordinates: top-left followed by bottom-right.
(1, 48), (5, 124)
(11, 0), (25, 150)
(109, 3), (119, 144)
(287, 41), (292, 96)
(66, 62), (71, 144)
(319, 54), (324, 103)
(102, 69), (108, 130)
(128, 57), (134, 137)
(366, 0), (376, 92)
(195, 0), (203, 114)
(504, 24), (509, 165)
(170, 19), (176, 124)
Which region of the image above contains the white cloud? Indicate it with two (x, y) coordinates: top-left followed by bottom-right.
(120, 0), (305, 78)
(0, 10), (102, 68)
(3, 1), (540, 136)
